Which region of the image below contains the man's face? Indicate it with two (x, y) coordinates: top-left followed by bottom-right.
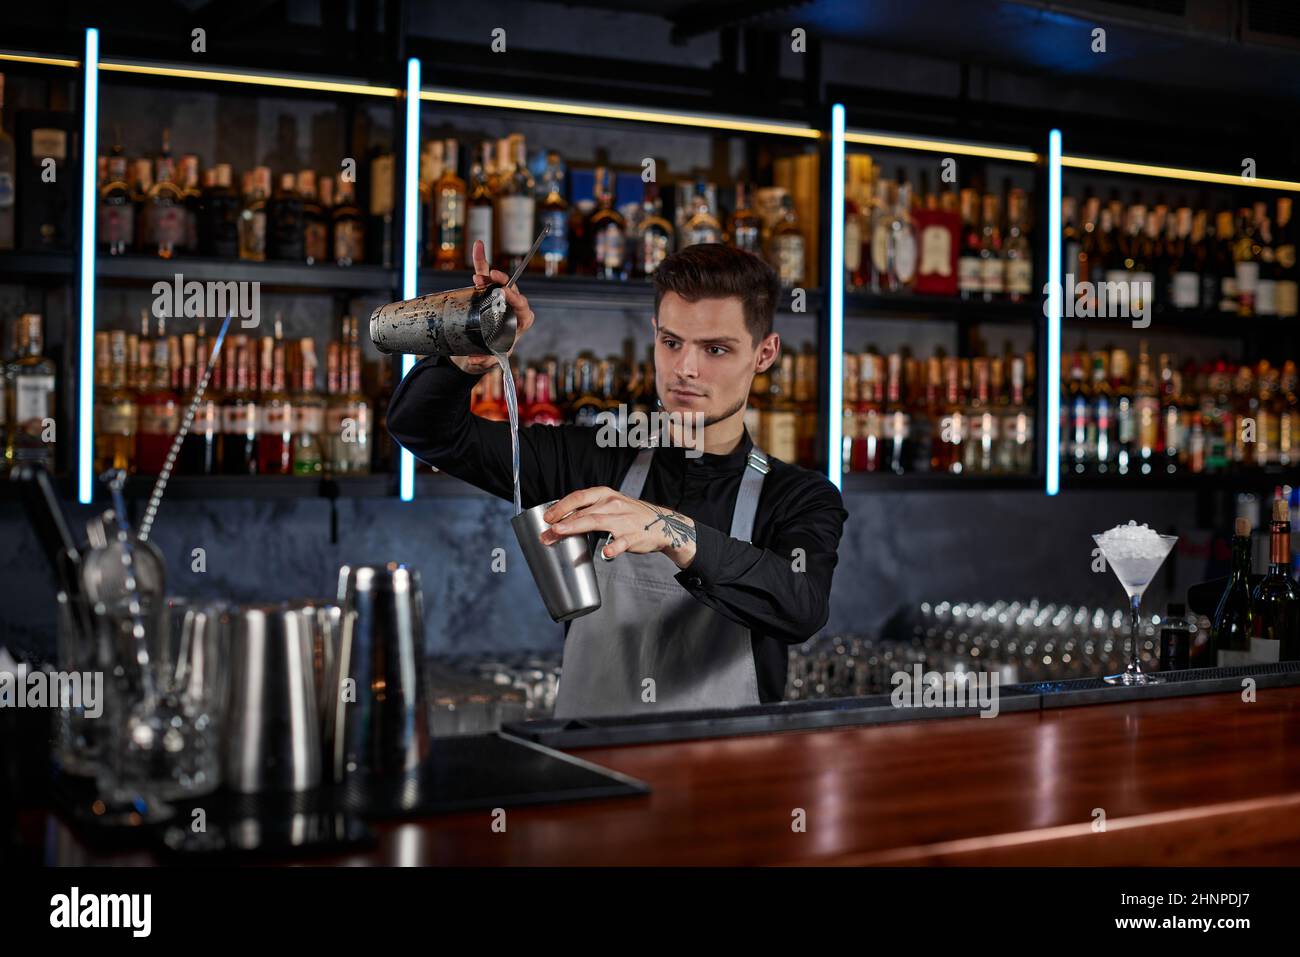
(653, 292), (779, 428)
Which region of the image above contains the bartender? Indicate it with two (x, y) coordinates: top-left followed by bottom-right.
(387, 241), (847, 719)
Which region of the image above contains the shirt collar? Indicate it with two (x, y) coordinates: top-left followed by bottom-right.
(654, 427), (755, 474)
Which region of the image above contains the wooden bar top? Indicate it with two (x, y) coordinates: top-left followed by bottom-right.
(35, 684), (1300, 865)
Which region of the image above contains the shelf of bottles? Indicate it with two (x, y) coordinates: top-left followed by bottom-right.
(413, 98), (826, 474)
(83, 71), (403, 496)
(1056, 163), (1300, 488)
(837, 143), (1042, 486)
(0, 62), (80, 487)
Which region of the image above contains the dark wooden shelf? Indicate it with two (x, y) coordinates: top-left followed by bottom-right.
(1062, 307), (1297, 338)
(844, 290), (1039, 323)
(1059, 470), (1296, 492)
(98, 474), (397, 501)
(418, 268), (821, 315)
(97, 255), (398, 294)
(841, 471), (1042, 491)
(0, 250), (75, 281)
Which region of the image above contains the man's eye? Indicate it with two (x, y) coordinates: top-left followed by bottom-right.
(663, 339), (680, 349)
(708, 346), (727, 356)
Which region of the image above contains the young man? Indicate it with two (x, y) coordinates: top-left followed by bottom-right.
(387, 241), (847, 719)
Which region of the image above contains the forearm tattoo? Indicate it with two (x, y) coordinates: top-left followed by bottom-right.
(641, 503), (696, 549)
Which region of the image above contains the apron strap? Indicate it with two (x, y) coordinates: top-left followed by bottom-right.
(617, 447), (656, 499)
(728, 447), (769, 543)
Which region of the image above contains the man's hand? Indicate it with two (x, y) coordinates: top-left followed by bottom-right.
(540, 487), (699, 569)
(451, 239), (535, 375)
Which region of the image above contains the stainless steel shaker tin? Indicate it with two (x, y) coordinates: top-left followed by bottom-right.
(368, 284), (515, 357)
(511, 501), (602, 623)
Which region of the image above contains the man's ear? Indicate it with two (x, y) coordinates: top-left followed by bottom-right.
(755, 332), (780, 373)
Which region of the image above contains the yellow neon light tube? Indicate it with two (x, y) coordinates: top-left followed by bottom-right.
(421, 88), (820, 139)
(98, 60), (399, 97)
(845, 130), (1039, 163)
(0, 51), (79, 68)
(1061, 154), (1300, 192)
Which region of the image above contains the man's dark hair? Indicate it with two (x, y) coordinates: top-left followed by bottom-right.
(652, 243), (780, 345)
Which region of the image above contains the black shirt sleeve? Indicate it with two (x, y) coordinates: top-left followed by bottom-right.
(386, 354), (625, 507)
(673, 478), (846, 644)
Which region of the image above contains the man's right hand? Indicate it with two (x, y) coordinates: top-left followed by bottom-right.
(450, 239), (535, 375)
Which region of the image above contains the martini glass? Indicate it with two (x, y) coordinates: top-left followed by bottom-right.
(1093, 528), (1178, 685)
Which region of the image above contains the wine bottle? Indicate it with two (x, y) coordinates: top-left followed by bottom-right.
(1212, 517), (1254, 665)
(1249, 499), (1300, 662)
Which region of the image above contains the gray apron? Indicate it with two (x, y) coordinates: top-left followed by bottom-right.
(552, 445), (770, 720)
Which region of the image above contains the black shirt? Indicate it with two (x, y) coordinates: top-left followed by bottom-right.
(386, 355), (848, 703)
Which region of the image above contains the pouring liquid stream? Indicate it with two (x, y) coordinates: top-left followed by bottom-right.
(494, 352), (522, 516)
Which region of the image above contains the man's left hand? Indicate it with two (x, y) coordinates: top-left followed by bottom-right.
(540, 487), (698, 568)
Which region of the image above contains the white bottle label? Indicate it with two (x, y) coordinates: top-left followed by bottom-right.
(1171, 272), (1199, 309)
(958, 256), (982, 293)
(919, 226), (951, 278)
(844, 216), (862, 273)
(1250, 636), (1281, 663)
(498, 196), (535, 255)
(980, 257), (1003, 293)
(1256, 279), (1278, 316)
(16, 376), (54, 425)
(1005, 259), (1032, 295)
(1276, 280), (1298, 317)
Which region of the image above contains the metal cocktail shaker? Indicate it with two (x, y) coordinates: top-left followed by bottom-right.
(368, 284), (516, 357)
(511, 501), (602, 623)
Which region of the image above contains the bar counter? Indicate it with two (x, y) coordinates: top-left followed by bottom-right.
(28, 680), (1300, 866)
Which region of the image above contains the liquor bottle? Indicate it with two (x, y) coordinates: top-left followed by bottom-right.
(1002, 186), (1032, 302)
(268, 172), (305, 262)
(0, 74), (13, 250)
(143, 129), (185, 259)
(177, 155), (202, 253)
(565, 355), (602, 427)
(890, 176), (918, 292)
(1254, 202), (1278, 318)
(633, 180), (673, 278)
(963, 358), (996, 473)
(1000, 355), (1033, 473)
(536, 152), (569, 276)
(1130, 203), (1157, 315)
(731, 182), (763, 256)
(1169, 206), (1199, 310)
(95, 330), (137, 473)
(466, 141), (495, 265)
(1061, 195), (1081, 282)
(292, 338), (324, 475)
(1213, 517), (1255, 666)
(957, 188), (982, 300)
(180, 331), (220, 475)
(238, 167), (270, 262)
(1233, 207), (1260, 317)
(332, 179), (364, 266)
(682, 180), (723, 248)
(1133, 343), (1159, 475)
(3, 314), (56, 468)
(127, 158), (153, 253)
(770, 194), (805, 289)
(589, 167), (626, 281)
(1090, 353), (1113, 474)
(978, 192), (1003, 302)
(1159, 602), (1190, 671)
(433, 137), (467, 270)
(328, 318), (371, 473)
(841, 352), (858, 474)
(794, 342), (817, 466)
(763, 354), (799, 463)
(1250, 499), (1299, 662)
(200, 163), (240, 259)
(497, 135), (536, 275)
(98, 128), (133, 255)
(298, 170), (328, 265)
(883, 352), (911, 474)
(1064, 350), (1089, 474)
(134, 322), (180, 474)
(854, 351), (883, 472)
(523, 368), (563, 426)
(255, 332), (293, 475)
(220, 336), (259, 474)
(1275, 197), (1298, 318)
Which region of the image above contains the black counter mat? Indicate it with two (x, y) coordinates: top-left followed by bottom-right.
(502, 663), (1300, 749)
(48, 733), (649, 859)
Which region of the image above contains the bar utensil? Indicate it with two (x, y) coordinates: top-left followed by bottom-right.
(224, 603), (322, 793)
(511, 501), (602, 622)
(325, 564), (431, 782)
